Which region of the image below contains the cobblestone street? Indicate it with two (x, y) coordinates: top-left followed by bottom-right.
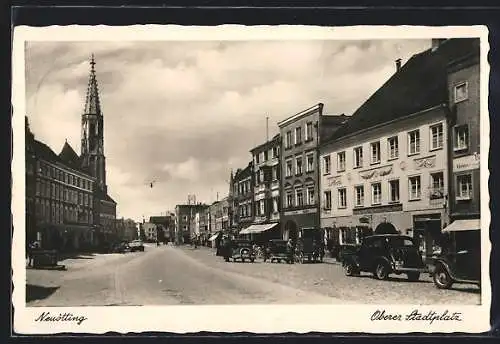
(26, 244), (480, 306)
(179, 246), (481, 305)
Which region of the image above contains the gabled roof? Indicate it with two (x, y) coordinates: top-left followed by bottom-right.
(59, 141), (83, 171)
(34, 139), (91, 176)
(325, 38), (479, 143)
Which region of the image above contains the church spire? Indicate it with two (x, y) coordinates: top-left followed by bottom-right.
(84, 53), (102, 116)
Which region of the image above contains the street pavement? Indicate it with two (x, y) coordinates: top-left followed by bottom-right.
(26, 244), (481, 306)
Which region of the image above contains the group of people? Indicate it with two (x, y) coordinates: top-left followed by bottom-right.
(26, 240), (41, 267)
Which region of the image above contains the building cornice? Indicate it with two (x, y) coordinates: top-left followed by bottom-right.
(277, 103), (324, 128)
(320, 103), (447, 151)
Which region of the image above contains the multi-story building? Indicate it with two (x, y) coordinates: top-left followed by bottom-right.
(445, 38), (481, 233)
(319, 38), (479, 258)
(25, 117), (36, 246)
(142, 222), (157, 242)
(174, 203), (208, 244)
(115, 218), (137, 242)
(29, 127), (97, 251)
(279, 103), (347, 241)
(150, 214), (175, 241)
(239, 134), (282, 240)
(231, 162), (254, 231)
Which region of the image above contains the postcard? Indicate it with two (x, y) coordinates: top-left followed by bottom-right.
(12, 24), (491, 334)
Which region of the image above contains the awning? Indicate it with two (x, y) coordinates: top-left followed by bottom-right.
(208, 232), (221, 241)
(239, 223), (278, 235)
(442, 219), (481, 233)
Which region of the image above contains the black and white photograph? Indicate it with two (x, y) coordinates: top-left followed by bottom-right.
(12, 25), (490, 334)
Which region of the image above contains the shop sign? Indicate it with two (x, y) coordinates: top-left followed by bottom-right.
(453, 153), (480, 172)
(353, 203), (403, 215)
(284, 208), (317, 216)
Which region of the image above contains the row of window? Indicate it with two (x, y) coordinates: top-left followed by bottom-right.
(37, 161), (93, 191)
(285, 186), (316, 208)
(254, 146), (280, 164)
(255, 166), (280, 185)
(285, 122), (315, 149)
(35, 199), (93, 224)
(235, 179), (252, 195)
(285, 152), (314, 177)
(322, 172), (472, 210)
(254, 197), (280, 216)
(36, 179), (92, 207)
(323, 123), (470, 174)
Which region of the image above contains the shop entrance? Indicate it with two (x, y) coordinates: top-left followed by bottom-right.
(413, 215), (442, 260)
(374, 222), (398, 234)
(284, 220), (298, 242)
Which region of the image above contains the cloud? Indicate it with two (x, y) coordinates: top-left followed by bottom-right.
(25, 38), (431, 221)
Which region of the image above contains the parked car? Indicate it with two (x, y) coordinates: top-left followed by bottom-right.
(128, 240), (145, 252)
(293, 227), (324, 264)
(223, 239), (256, 263)
(112, 241), (131, 253)
(341, 234), (427, 281)
(265, 239), (293, 264)
(427, 224), (481, 289)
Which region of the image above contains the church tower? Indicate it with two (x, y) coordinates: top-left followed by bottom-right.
(81, 54), (107, 193)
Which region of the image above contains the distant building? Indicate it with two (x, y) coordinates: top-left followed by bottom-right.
(115, 218), (137, 241)
(231, 162), (254, 231)
(279, 103), (347, 241)
(150, 214), (174, 241)
(174, 204), (209, 244)
(142, 222), (157, 242)
(239, 134), (282, 241)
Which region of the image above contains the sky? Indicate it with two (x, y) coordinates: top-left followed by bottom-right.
(25, 39), (431, 222)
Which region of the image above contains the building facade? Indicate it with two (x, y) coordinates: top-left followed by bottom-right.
(232, 162), (254, 231)
(31, 134), (97, 251)
(446, 39), (481, 227)
(278, 103), (347, 241)
(318, 38), (479, 258)
(320, 106), (449, 254)
(175, 204), (208, 244)
(115, 218), (137, 242)
(251, 134), (281, 225)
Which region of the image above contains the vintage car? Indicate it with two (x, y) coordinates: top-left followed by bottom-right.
(265, 239), (293, 264)
(341, 234), (427, 281)
(223, 239), (256, 263)
(294, 227), (324, 264)
(128, 240), (145, 252)
(112, 241), (131, 254)
(427, 222), (481, 289)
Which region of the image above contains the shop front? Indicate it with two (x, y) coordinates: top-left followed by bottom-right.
(239, 223), (280, 245)
(412, 213), (443, 262)
(281, 206), (318, 242)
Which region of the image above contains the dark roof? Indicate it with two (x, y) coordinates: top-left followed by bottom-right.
(94, 187), (117, 204)
(34, 139), (89, 175)
(326, 38), (479, 143)
(59, 141), (82, 170)
(234, 162), (253, 181)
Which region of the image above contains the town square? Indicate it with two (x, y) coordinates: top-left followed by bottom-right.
(23, 36), (482, 306)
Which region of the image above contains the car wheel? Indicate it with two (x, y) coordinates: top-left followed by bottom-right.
(374, 262), (389, 280)
(224, 257), (229, 262)
(344, 263), (359, 277)
(433, 265), (453, 289)
(407, 272), (420, 282)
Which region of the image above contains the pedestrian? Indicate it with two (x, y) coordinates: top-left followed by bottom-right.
(27, 241), (39, 267)
(286, 238), (294, 264)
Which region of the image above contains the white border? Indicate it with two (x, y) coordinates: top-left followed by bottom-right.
(12, 25), (491, 334)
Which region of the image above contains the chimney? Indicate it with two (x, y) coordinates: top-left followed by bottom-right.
(395, 58), (402, 72)
(431, 38), (446, 52)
